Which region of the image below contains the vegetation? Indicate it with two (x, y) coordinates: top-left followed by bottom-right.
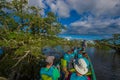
(1, 0), (119, 79)
(94, 34), (120, 51)
(0, 0), (66, 79)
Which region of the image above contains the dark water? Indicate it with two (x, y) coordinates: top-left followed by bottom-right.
(86, 47), (120, 80)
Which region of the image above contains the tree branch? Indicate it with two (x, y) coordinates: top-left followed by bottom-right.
(11, 50), (30, 68)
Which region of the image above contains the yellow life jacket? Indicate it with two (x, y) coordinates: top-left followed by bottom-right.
(41, 74), (52, 80)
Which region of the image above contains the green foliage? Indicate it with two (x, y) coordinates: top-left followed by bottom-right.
(0, 0), (63, 35)
(94, 33), (120, 51)
(0, 54), (17, 77)
(0, 0), (66, 79)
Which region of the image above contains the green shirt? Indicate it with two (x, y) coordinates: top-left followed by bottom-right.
(40, 66), (60, 80)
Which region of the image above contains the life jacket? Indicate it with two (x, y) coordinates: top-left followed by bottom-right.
(73, 49), (78, 55)
(76, 53), (83, 59)
(41, 74), (52, 80)
(40, 67), (53, 80)
(64, 53), (75, 71)
(70, 73), (88, 80)
(40, 66), (60, 80)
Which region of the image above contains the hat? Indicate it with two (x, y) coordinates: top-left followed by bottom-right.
(45, 56), (55, 64)
(74, 58), (88, 75)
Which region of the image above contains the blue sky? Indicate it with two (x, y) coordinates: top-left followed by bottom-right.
(58, 34), (113, 40)
(28, 0), (120, 40)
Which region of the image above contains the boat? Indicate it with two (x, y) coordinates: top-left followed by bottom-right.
(86, 55), (96, 80)
(60, 51), (96, 80)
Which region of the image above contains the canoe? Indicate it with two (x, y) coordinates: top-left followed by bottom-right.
(87, 56), (96, 80)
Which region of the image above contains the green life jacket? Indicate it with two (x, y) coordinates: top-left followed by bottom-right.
(41, 74), (52, 80)
(40, 66), (60, 80)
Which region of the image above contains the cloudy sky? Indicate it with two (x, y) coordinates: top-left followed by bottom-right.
(28, 0), (120, 39)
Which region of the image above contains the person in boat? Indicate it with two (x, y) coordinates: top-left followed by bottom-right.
(70, 58), (89, 80)
(73, 47), (82, 58)
(77, 47), (82, 52)
(61, 49), (76, 79)
(77, 49), (84, 59)
(40, 56), (60, 80)
(77, 50), (90, 69)
(82, 40), (87, 51)
(82, 52), (89, 59)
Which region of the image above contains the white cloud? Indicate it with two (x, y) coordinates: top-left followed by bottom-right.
(66, 0), (94, 14)
(28, 0), (45, 8)
(63, 17), (120, 34)
(45, 0), (70, 18)
(70, 21), (91, 28)
(93, 0), (120, 17)
(28, 0), (46, 16)
(28, 0), (120, 34)
(66, 0), (120, 17)
(28, 0), (120, 17)
(57, 1), (70, 17)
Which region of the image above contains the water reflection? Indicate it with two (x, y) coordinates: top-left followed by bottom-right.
(42, 46), (65, 59)
(87, 48), (120, 80)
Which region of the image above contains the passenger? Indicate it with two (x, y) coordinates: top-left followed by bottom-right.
(82, 52), (88, 59)
(40, 56), (60, 80)
(73, 48), (77, 55)
(82, 40), (87, 51)
(77, 50), (83, 58)
(82, 52), (90, 68)
(70, 58), (89, 80)
(73, 47), (81, 58)
(61, 49), (75, 79)
(77, 47), (82, 52)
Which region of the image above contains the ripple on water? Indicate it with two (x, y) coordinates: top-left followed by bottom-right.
(87, 48), (120, 80)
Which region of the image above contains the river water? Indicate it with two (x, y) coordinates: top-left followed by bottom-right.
(86, 47), (120, 80)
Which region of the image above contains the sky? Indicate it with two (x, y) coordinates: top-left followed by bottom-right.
(28, 0), (120, 40)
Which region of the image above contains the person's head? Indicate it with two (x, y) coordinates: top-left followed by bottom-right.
(67, 49), (72, 54)
(74, 58), (88, 76)
(83, 40), (86, 42)
(79, 50), (83, 54)
(77, 47), (81, 50)
(81, 47), (85, 51)
(45, 56), (55, 66)
(71, 48), (74, 52)
(82, 52), (88, 58)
